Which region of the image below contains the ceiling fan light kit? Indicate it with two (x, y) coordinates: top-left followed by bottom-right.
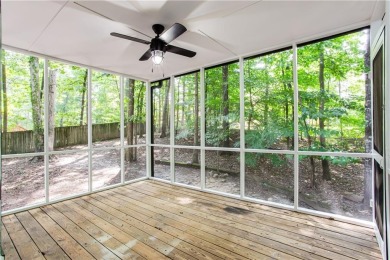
(151, 50), (164, 65)
(111, 23), (196, 68)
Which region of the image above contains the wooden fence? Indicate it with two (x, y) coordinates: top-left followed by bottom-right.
(1, 122), (145, 154)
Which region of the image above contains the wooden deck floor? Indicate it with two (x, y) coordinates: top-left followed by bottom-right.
(2, 180), (382, 260)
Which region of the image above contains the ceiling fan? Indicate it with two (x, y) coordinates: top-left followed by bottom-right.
(110, 23), (196, 65)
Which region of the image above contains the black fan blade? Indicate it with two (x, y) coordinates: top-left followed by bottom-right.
(159, 23), (187, 44)
(139, 49), (152, 61)
(110, 32), (150, 45)
(166, 45), (196, 58)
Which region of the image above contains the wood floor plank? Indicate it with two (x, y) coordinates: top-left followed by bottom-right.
(71, 197), (202, 260)
(3, 215), (45, 260)
(89, 192), (252, 260)
(1, 225), (21, 260)
(91, 192), (277, 260)
(77, 195), (223, 260)
(115, 185), (375, 260)
(62, 199), (170, 260)
(15, 211), (70, 260)
(105, 188), (317, 259)
(51, 203), (144, 260)
(133, 181), (382, 259)
(149, 180), (376, 239)
(148, 181), (379, 247)
(39, 205), (121, 260)
(1, 180), (381, 260)
(29, 208), (95, 260)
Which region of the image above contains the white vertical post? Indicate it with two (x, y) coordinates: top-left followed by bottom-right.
(370, 31), (376, 226)
(0, 10), (3, 256)
(293, 43), (299, 210)
(88, 68), (92, 192)
(44, 58), (49, 203)
(170, 76), (175, 183)
(0, 47), (2, 258)
(384, 4), (390, 256)
(200, 68), (206, 190)
(146, 81), (152, 178)
(239, 57), (245, 198)
(120, 76), (125, 184)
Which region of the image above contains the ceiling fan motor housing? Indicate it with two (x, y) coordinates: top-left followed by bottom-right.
(151, 38), (166, 52)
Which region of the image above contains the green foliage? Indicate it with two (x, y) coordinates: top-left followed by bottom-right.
(298, 30), (369, 153)
(245, 153), (288, 169)
(3, 29), (369, 171)
(3, 50), (146, 134)
(2, 50), (44, 131)
(50, 61), (88, 127)
(328, 156), (360, 166)
(174, 73), (200, 142)
(245, 121), (283, 149)
(205, 63), (240, 147)
(244, 49), (294, 150)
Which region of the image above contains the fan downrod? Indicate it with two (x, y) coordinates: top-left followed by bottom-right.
(152, 24), (165, 36)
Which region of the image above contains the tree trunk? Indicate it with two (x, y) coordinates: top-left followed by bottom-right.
(319, 48), (331, 180)
(363, 33), (372, 209)
(160, 80), (170, 138)
(137, 85), (144, 138)
(182, 80), (185, 125)
(2, 63), (7, 133)
(29, 56), (44, 155)
(247, 64), (253, 131)
(79, 69), (87, 126)
(125, 79), (136, 162)
(48, 69), (57, 152)
(303, 119), (316, 188)
(221, 65), (230, 147)
(158, 89), (162, 132)
(282, 65), (289, 149)
(1, 57), (6, 154)
(1, 62), (8, 153)
(264, 83), (269, 127)
(175, 80), (180, 135)
(192, 72), (200, 164)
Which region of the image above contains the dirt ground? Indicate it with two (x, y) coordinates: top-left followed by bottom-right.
(2, 137), (372, 221)
(2, 139), (146, 211)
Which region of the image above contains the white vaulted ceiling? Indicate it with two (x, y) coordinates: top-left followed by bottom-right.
(2, 0), (384, 81)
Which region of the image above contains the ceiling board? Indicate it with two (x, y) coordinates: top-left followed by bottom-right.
(2, 0), (381, 81)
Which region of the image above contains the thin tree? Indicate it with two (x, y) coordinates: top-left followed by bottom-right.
(175, 79), (180, 135)
(247, 61), (254, 131)
(182, 79), (186, 125)
(79, 69), (87, 126)
(192, 72), (200, 164)
(126, 79), (136, 162)
(29, 56), (44, 155)
(160, 80), (170, 138)
(136, 84), (145, 138)
(303, 119), (317, 188)
(318, 46), (331, 180)
(221, 65), (230, 147)
(282, 62), (292, 149)
(48, 69), (57, 153)
(264, 82), (269, 128)
(2, 61), (7, 133)
(1, 52), (5, 154)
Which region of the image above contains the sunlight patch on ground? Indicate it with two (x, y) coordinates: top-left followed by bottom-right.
(176, 197), (194, 205)
(126, 239), (138, 248)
